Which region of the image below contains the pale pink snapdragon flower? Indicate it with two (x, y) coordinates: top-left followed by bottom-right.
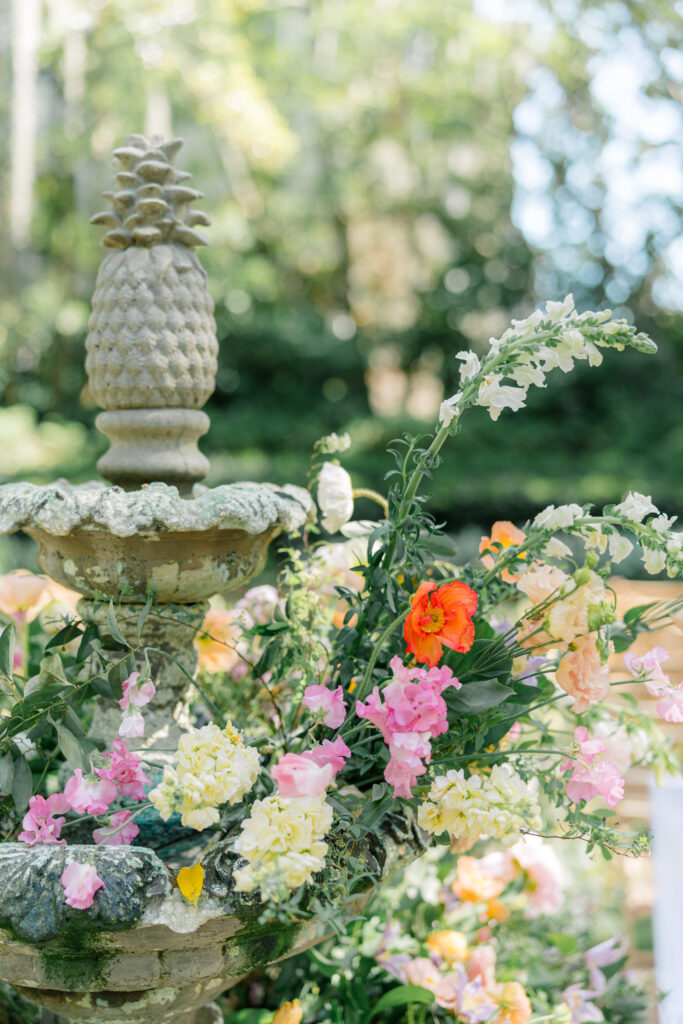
(93, 810), (140, 847)
(271, 752), (334, 798)
(61, 861), (105, 909)
(302, 684), (347, 728)
(64, 769), (117, 815)
(118, 671), (156, 739)
(355, 657), (459, 797)
(18, 793), (70, 845)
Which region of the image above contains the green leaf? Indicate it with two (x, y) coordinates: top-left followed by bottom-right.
(369, 985), (435, 1017)
(45, 621), (83, 651)
(39, 652), (71, 689)
(106, 601), (131, 649)
(0, 752), (14, 794)
(623, 601), (659, 626)
(227, 1011), (273, 1024)
(548, 932), (578, 954)
(55, 722), (88, 771)
(0, 623), (16, 680)
(11, 756), (33, 811)
(448, 678), (514, 713)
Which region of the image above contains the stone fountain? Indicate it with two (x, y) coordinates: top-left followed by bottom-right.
(0, 136), (422, 1024)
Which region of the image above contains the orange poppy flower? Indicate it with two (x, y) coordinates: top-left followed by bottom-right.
(404, 581), (477, 667)
(479, 521), (526, 583)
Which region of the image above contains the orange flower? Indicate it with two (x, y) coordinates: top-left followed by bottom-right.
(404, 581), (477, 667)
(195, 606), (238, 674)
(494, 982), (532, 1024)
(479, 522), (526, 582)
(426, 930), (469, 964)
(452, 856), (507, 903)
(485, 899), (509, 923)
(272, 1000), (303, 1024)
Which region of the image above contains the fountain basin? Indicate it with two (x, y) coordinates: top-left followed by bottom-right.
(0, 480), (313, 603)
(0, 817), (424, 1024)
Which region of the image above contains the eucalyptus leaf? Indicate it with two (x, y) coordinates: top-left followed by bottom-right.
(11, 756), (33, 811)
(0, 623), (16, 680)
(0, 752), (14, 794)
(448, 678), (514, 713)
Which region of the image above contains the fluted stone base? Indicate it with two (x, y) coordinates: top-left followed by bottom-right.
(95, 410), (211, 493)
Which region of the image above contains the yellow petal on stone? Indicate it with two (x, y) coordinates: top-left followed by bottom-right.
(176, 863), (204, 904)
(272, 999), (303, 1024)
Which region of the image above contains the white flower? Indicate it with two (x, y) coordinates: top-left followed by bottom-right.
(533, 504), (584, 531)
(613, 492), (658, 523)
(650, 513), (677, 534)
(511, 361), (546, 388)
(317, 432), (352, 454)
(583, 341), (603, 366)
(545, 294), (575, 320)
(477, 374), (527, 421)
(642, 548), (666, 575)
(544, 537), (573, 559)
(439, 391), (462, 428)
(581, 528), (607, 553)
(456, 350), (480, 382)
(317, 462), (354, 533)
(510, 309), (544, 340)
(667, 533), (682, 553)
(234, 793), (333, 896)
(608, 534), (633, 564)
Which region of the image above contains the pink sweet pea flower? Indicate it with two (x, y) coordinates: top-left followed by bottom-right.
(624, 646), (670, 696)
(302, 684), (347, 728)
(119, 709), (145, 738)
(119, 671), (156, 710)
(271, 752), (334, 797)
(18, 793), (70, 845)
(560, 727), (625, 809)
(302, 737), (351, 775)
(657, 684), (683, 723)
(93, 810), (140, 847)
(97, 740), (150, 801)
(64, 769), (117, 815)
(510, 836), (565, 917)
(61, 861), (105, 909)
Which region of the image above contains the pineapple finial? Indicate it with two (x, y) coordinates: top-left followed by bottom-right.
(91, 134), (211, 250)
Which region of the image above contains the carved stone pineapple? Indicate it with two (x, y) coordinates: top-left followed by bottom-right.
(85, 134), (219, 491)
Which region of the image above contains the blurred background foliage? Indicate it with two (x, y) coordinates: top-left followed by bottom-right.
(1, 0), (683, 542)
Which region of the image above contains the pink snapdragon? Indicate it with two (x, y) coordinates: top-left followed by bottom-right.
(97, 739), (150, 800)
(560, 727), (625, 808)
(302, 737), (351, 775)
(61, 861), (105, 909)
(64, 769), (117, 815)
(355, 657), (459, 797)
(624, 646), (670, 695)
(302, 684), (347, 728)
(93, 810), (140, 847)
(271, 752), (334, 797)
(18, 793), (70, 845)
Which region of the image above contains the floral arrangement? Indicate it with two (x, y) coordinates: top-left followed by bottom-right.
(216, 841), (650, 1024)
(0, 296), (681, 922)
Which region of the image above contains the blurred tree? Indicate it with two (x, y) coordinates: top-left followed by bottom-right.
(0, 0), (681, 530)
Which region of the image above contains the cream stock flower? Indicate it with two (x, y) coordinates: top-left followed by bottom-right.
(149, 722), (259, 830)
(613, 491), (658, 522)
(418, 767), (542, 846)
(233, 792), (333, 896)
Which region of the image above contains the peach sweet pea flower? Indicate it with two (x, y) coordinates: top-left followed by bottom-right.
(516, 565), (569, 608)
(426, 930), (469, 964)
(452, 856), (507, 903)
(466, 944), (497, 986)
(404, 581), (477, 668)
(272, 1000), (303, 1024)
(403, 958), (460, 1012)
(479, 521), (526, 582)
(60, 861), (105, 909)
(0, 571), (52, 623)
(494, 982), (533, 1024)
(195, 605), (239, 674)
(556, 635), (609, 713)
